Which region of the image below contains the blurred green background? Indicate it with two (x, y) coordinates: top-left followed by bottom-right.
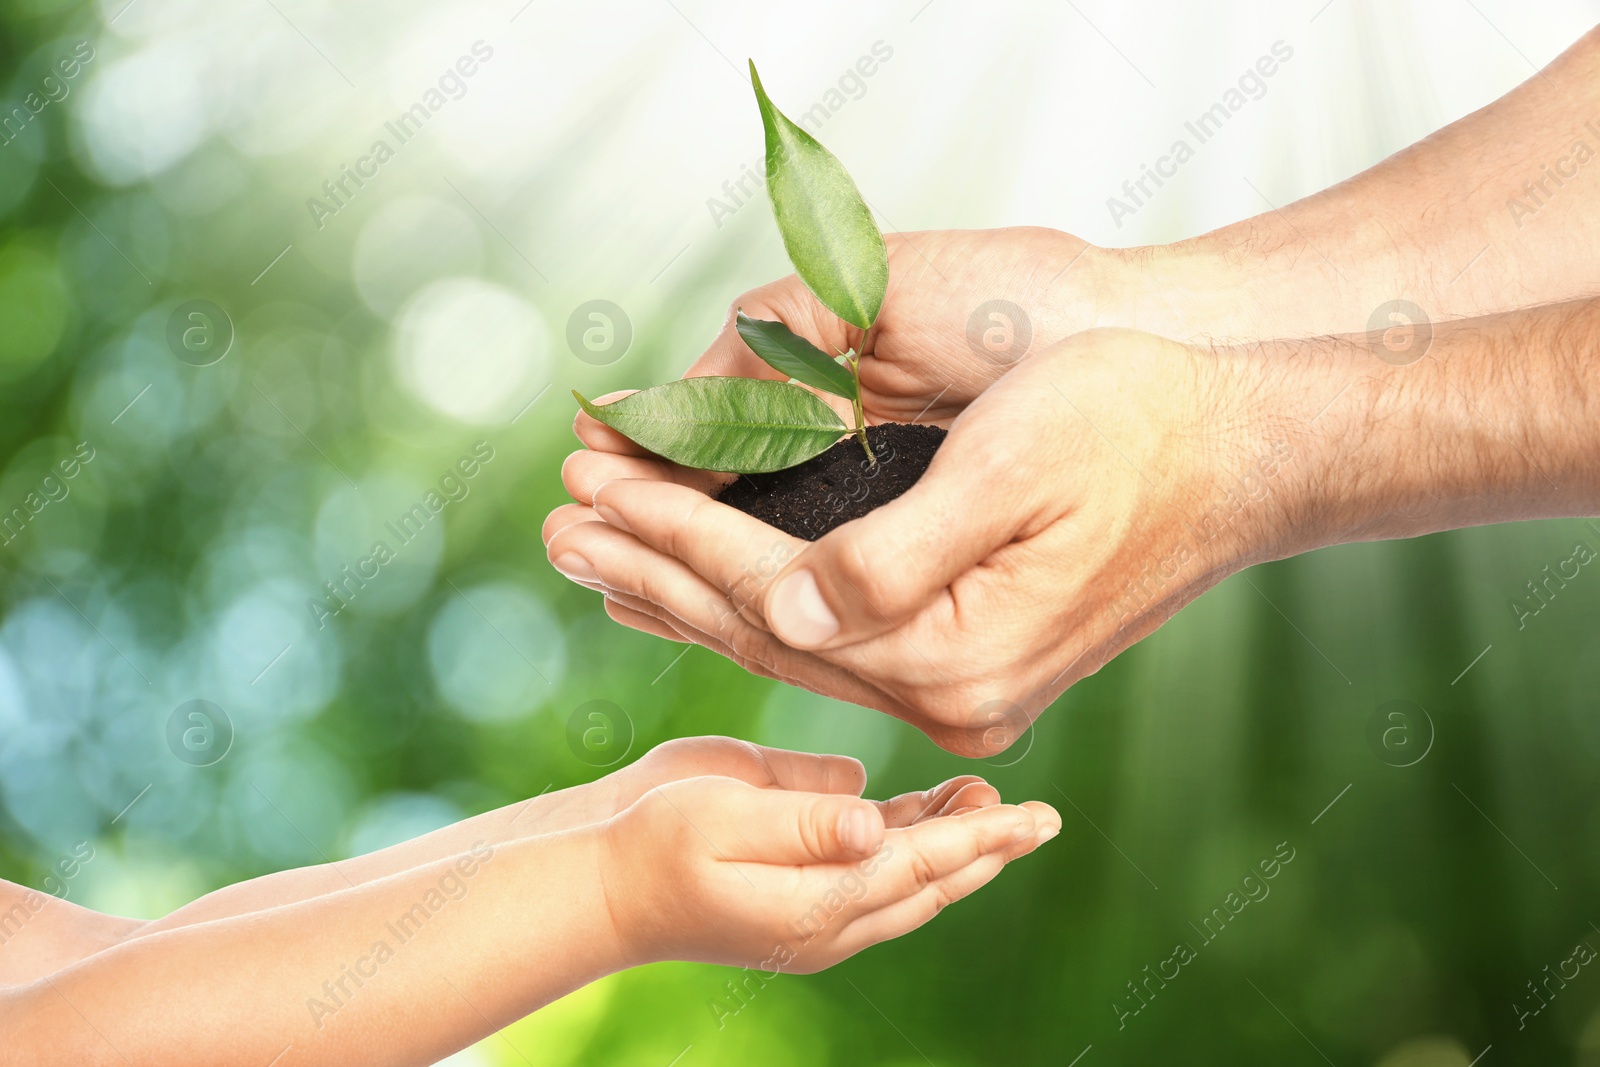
(3, 0), (1599, 1063)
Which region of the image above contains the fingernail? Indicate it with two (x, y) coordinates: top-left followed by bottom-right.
(770, 569), (839, 648)
(592, 500), (632, 535)
(840, 806), (876, 853)
(551, 552), (600, 584)
(1036, 825), (1059, 844)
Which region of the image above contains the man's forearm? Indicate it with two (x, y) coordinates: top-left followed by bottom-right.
(1252, 297), (1600, 558)
(1098, 26), (1600, 342)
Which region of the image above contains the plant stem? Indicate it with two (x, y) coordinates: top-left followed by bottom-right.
(848, 354), (876, 465)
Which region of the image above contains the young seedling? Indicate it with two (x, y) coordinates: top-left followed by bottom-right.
(574, 60), (889, 474)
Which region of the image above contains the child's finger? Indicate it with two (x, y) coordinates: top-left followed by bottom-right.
(854, 803), (1038, 911)
(936, 780), (1003, 818)
(638, 739), (867, 797)
(1017, 800), (1063, 839)
(744, 746), (868, 797)
(694, 785), (886, 865)
(831, 852), (1011, 956)
(873, 776), (996, 828)
(828, 804), (1060, 955)
(938, 801), (1057, 865)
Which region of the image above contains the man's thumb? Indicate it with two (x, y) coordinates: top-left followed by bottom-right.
(762, 426), (1022, 650)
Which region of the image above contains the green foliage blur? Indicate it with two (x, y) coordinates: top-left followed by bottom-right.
(1, 3), (1598, 1065)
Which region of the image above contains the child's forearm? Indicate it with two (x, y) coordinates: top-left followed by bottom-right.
(0, 887), (144, 986)
(2, 831), (625, 1067)
(139, 782), (609, 936)
(0, 787), (606, 987)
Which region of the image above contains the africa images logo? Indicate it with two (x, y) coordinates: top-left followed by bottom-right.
(0, 40), (95, 147)
(1105, 40), (1294, 228)
(308, 441), (496, 628)
(304, 41), (495, 230)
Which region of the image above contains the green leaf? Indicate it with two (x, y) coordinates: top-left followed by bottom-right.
(574, 378), (847, 474)
(735, 311), (858, 401)
(749, 60), (888, 331)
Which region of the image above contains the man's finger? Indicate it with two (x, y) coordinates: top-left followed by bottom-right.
(686, 278), (854, 380)
(603, 597), (690, 643)
(596, 587), (758, 672)
(548, 520), (884, 702)
(562, 449), (725, 505)
(762, 416), (1031, 651)
(541, 504), (600, 548)
(571, 390), (656, 456)
(588, 479), (805, 624)
(549, 512), (937, 723)
(547, 516), (756, 634)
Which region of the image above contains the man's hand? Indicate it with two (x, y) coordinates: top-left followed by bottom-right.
(546, 16), (1600, 753)
(576, 227), (1105, 440)
(549, 299), (1599, 754)
(548, 329), (1299, 753)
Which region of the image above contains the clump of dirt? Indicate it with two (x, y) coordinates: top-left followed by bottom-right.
(716, 423), (946, 540)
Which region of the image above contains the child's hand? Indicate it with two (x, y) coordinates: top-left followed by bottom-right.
(597, 773), (1058, 973)
(526, 737), (994, 836)
(604, 736), (1004, 825)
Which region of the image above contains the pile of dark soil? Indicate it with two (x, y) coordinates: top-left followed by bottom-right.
(716, 422), (946, 540)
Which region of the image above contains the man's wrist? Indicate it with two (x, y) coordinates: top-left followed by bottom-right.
(1049, 226), (1376, 347)
(1093, 192), (1495, 347)
(1091, 234), (1259, 343)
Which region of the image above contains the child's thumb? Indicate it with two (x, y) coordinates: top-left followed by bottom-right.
(746, 791), (886, 864)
